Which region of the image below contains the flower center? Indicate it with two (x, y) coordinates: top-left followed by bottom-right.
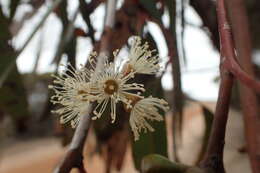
(104, 79), (118, 95)
(78, 90), (88, 95)
(78, 90), (89, 101)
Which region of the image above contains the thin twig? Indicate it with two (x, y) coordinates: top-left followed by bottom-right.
(179, 0), (187, 65)
(32, 27), (44, 74)
(51, 8), (79, 65)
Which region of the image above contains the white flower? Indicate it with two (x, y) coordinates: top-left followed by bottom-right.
(49, 43), (169, 141)
(129, 96), (169, 141)
(126, 36), (160, 74)
(49, 63), (96, 128)
(89, 54), (145, 123)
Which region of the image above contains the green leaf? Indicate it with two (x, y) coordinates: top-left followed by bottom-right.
(139, 0), (162, 21)
(195, 106), (214, 164)
(132, 77), (168, 170)
(141, 154), (188, 173)
(142, 154), (207, 173)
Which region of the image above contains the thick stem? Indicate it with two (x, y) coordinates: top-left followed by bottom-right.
(200, 0), (236, 172)
(225, 0), (260, 172)
(200, 69), (233, 173)
(190, 0), (260, 92)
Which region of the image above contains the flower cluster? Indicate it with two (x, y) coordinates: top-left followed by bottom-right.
(49, 36), (169, 140)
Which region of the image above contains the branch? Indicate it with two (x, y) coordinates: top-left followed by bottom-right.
(199, 0), (235, 172)
(199, 70), (233, 173)
(224, 55), (260, 93)
(52, 7), (79, 65)
(54, 114), (91, 173)
(190, 0), (260, 93)
(53, 1), (118, 172)
(179, 0), (187, 65)
(225, 0), (260, 172)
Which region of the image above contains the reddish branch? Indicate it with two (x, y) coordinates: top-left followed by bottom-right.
(225, 57), (260, 93)
(200, 70), (233, 173)
(225, 0), (260, 172)
(201, 0), (260, 172)
(190, 0), (260, 93)
(199, 0), (236, 172)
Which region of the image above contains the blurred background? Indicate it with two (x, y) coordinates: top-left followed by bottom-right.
(0, 0), (259, 173)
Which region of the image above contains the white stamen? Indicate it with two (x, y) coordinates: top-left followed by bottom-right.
(129, 96), (169, 141)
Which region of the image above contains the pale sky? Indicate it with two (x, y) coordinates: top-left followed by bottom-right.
(1, 0), (220, 101)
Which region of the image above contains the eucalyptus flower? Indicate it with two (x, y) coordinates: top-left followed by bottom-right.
(89, 51), (145, 123)
(129, 96), (169, 141)
(49, 39), (169, 141)
(49, 59), (97, 128)
(126, 36), (160, 75)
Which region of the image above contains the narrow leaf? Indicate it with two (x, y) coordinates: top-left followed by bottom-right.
(132, 77), (168, 170)
(141, 154), (188, 173)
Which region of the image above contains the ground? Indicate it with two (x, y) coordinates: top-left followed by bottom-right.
(0, 102), (251, 173)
